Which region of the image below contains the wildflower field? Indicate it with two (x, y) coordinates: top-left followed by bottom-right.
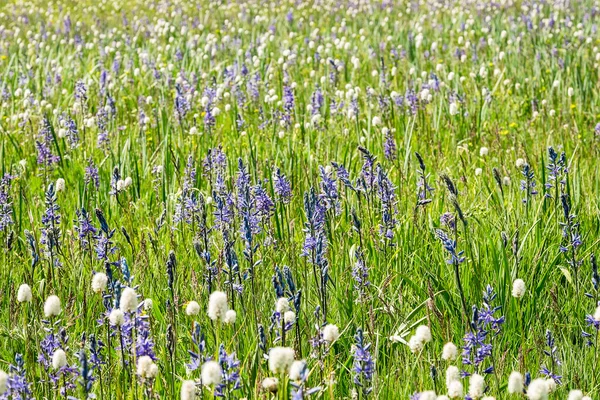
(1, 0), (600, 398)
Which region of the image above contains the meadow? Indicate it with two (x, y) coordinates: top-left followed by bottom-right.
(0, 0), (600, 398)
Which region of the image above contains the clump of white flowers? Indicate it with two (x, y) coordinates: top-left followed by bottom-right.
(568, 390), (584, 400)
(44, 295), (61, 317)
(17, 283), (32, 303)
(144, 299), (153, 312)
(180, 380), (197, 400)
(507, 371), (523, 394)
(137, 355), (158, 379)
(55, 178), (65, 192)
(268, 347), (295, 374)
(261, 377), (279, 393)
(446, 366), (460, 389)
(185, 301), (200, 316)
(448, 379), (463, 398)
(91, 272), (108, 294)
(201, 360), (222, 386)
(276, 297), (290, 313)
(0, 370), (7, 395)
(408, 325), (432, 354)
(120, 287), (138, 313)
(418, 391), (437, 400)
(109, 309), (125, 326)
(512, 279), (526, 298)
(284, 310), (296, 324)
(289, 360), (306, 381)
(52, 349), (67, 370)
(224, 309), (237, 324)
(468, 374), (485, 399)
(526, 378), (549, 400)
(442, 342), (458, 361)
(208, 291), (229, 321)
(323, 324), (340, 343)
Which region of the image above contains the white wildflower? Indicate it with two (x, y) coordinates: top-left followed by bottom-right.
(568, 390), (584, 400)
(284, 311), (296, 324)
(180, 380), (196, 400)
(442, 342), (458, 361)
(468, 374), (485, 399)
(137, 355), (156, 378)
(408, 335), (424, 354)
(56, 178), (65, 192)
(415, 325), (432, 343)
(17, 284), (32, 303)
(91, 273), (108, 293)
(120, 287), (138, 313)
(201, 361), (222, 386)
(224, 310), (237, 324)
(44, 295), (61, 317)
(420, 391), (437, 400)
(52, 349), (67, 369)
(448, 380), (463, 398)
(323, 324), (340, 343)
(289, 360), (306, 381)
(526, 378), (549, 400)
(268, 347), (295, 374)
(109, 309), (125, 326)
(508, 371), (523, 394)
(185, 301), (200, 316)
(512, 279), (526, 298)
(276, 297), (290, 313)
(208, 291), (229, 321)
(144, 299), (153, 311)
(261, 377), (279, 393)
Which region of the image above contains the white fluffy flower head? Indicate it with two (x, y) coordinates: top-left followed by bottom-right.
(469, 374), (485, 399)
(512, 279), (526, 298)
(201, 360), (222, 386)
(284, 311), (296, 324)
(448, 380), (463, 398)
(52, 349), (67, 370)
(276, 297), (290, 313)
(508, 371), (523, 394)
(208, 291), (228, 321)
(180, 380), (196, 400)
(568, 390), (584, 400)
(44, 295), (61, 317)
(419, 391), (436, 400)
(223, 309), (237, 324)
(92, 273), (108, 294)
(137, 355), (156, 378)
(289, 360), (306, 381)
(322, 324), (340, 343)
(186, 301), (200, 316)
(268, 347), (295, 374)
(261, 377), (279, 393)
(442, 342), (458, 361)
(17, 284), (32, 303)
(0, 370), (7, 395)
(526, 378), (549, 400)
(415, 325), (432, 343)
(119, 287), (138, 313)
(109, 309), (125, 326)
